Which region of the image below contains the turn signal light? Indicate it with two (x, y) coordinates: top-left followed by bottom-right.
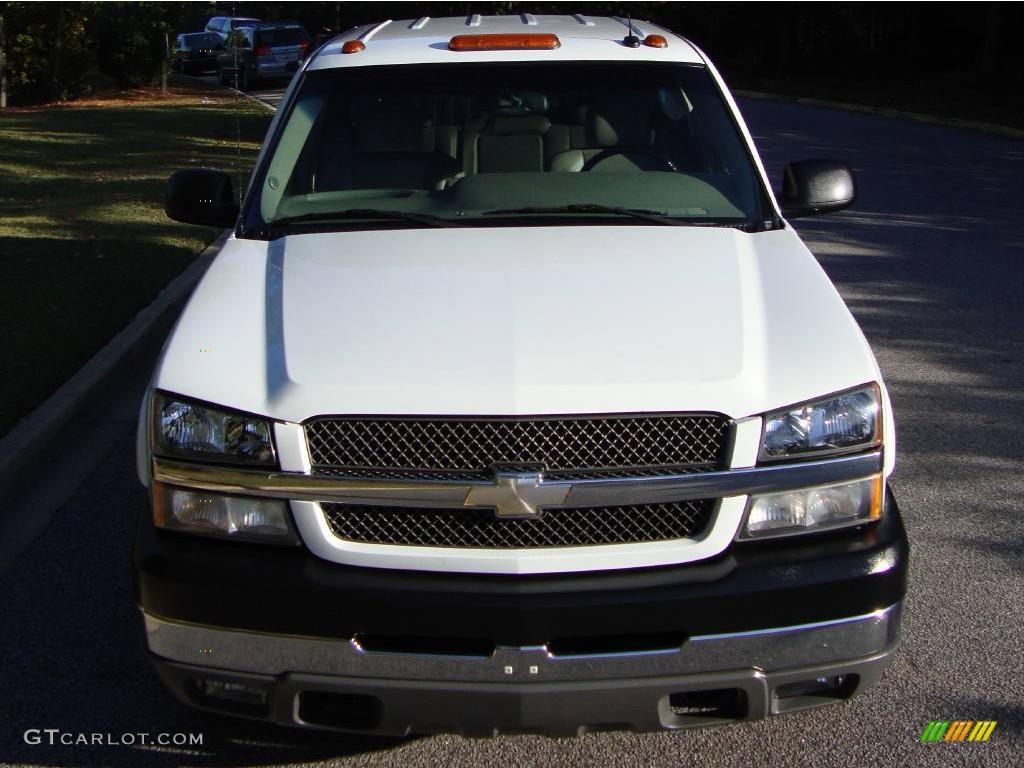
(448, 33), (561, 52)
(341, 40), (365, 54)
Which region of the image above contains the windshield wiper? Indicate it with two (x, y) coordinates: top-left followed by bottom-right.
(270, 209), (462, 229)
(484, 204), (761, 230)
(482, 204), (683, 226)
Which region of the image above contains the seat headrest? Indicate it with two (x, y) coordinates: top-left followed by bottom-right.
(488, 115), (552, 135)
(586, 101), (652, 147)
(493, 91), (549, 116)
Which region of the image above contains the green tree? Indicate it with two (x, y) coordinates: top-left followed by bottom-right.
(93, 1), (169, 88)
(1, 1), (90, 103)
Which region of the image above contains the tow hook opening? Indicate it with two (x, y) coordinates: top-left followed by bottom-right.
(772, 674), (860, 713)
(297, 690), (383, 731)
(663, 688), (748, 726)
(187, 678), (270, 717)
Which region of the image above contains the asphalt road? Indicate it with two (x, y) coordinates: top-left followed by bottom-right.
(194, 72), (287, 109)
(1, 94), (1022, 768)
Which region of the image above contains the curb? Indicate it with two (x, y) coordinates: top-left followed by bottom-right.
(0, 230), (230, 502)
(229, 84), (278, 113)
(733, 89), (1024, 142)
(211, 72), (278, 112)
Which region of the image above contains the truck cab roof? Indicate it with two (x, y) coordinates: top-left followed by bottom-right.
(309, 15), (705, 70)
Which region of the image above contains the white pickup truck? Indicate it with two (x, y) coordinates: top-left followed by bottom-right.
(135, 14), (907, 736)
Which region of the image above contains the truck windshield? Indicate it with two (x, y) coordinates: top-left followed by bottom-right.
(182, 33), (220, 49)
(242, 62), (767, 233)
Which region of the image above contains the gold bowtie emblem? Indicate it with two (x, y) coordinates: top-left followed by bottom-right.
(464, 473), (569, 518)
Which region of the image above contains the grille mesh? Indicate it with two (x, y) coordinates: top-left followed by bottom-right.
(321, 500), (714, 549)
(306, 414), (730, 481)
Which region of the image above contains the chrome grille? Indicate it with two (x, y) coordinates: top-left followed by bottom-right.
(305, 414), (731, 481)
(321, 500), (715, 549)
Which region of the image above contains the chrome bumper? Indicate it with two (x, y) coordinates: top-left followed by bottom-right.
(145, 603), (899, 682)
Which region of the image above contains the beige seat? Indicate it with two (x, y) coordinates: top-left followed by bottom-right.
(549, 99), (669, 172)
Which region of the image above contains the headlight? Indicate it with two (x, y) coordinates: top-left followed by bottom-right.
(152, 393), (276, 466)
(153, 483), (298, 544)
(761, 384), (880, 461)
(740, 475), (883, 539)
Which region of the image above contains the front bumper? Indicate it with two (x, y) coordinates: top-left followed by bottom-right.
(134, 490), (908, 735)
(149, 606), (899, 736)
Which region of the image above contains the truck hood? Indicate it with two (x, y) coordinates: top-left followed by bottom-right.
(154, 225), (880, 422)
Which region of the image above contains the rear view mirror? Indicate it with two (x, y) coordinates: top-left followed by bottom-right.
(780, 160), (855, 218)
(165, 169), (239, 228)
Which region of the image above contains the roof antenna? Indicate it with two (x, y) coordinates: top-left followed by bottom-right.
(623, 11), (641, 48)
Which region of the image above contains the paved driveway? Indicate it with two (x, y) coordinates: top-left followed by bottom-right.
(0, 99), (1021, 767)
(193, 73), (287, 109)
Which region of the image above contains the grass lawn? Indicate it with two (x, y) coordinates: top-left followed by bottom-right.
(0, 77), (272, 437)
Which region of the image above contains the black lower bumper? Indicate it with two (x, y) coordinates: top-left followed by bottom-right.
(133, 490), (908, 645)
(151, 644), (897, 736)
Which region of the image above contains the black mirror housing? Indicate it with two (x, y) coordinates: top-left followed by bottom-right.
(780, 160), (855, 218)
(165, 168), (239, 228)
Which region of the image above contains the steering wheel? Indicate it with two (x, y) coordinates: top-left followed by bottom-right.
(582, 148), (677, 172)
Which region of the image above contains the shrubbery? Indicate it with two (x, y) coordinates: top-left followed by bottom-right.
(0, 1), (197, 104)
(0, 1), (1019, 108)
(2, 2), (94, 103)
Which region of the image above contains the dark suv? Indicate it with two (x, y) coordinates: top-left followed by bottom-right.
(172, 32), (222, 76)
(216, 21), (311, 90)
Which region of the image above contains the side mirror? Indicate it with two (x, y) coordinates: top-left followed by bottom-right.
(780, 159), (855, 218)
(165, 169), (239, 228)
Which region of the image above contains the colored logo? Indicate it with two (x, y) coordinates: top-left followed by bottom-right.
(921, 721), (997, 742)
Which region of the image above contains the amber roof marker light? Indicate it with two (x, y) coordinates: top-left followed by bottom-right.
(643, 34), (668, 48)
(341, 40), (366, 54)
(448, 33), (561, 52)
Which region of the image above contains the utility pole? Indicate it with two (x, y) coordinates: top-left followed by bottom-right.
(48, 2), (65, 102)
(48, 2), (66, 102)
(0, 10), (7, 109)
(162, 30), (168, 95)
